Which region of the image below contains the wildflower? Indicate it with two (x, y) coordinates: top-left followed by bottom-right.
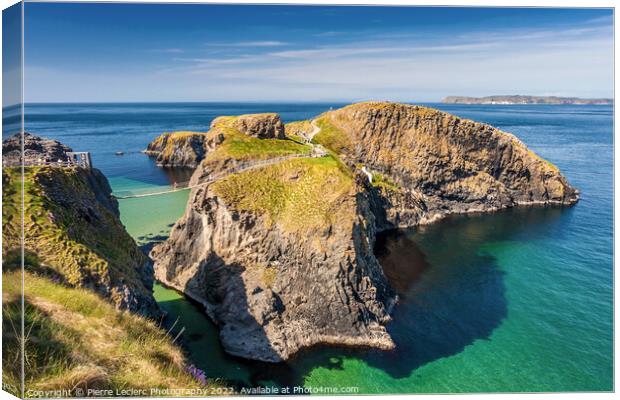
(186, 364), (208, 385)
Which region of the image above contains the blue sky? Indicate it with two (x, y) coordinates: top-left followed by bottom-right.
(3, 3), (21, 107)
(21, 4), (614, 103)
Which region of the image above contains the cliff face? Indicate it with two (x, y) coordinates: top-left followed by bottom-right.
(2, 133), (160, 318)
(151, 103), (579, 362)
(152, 161), (394, 361)
(144, 131), (209, 168)
(314, 102), (579, 229)
(212, 113), (286, 139)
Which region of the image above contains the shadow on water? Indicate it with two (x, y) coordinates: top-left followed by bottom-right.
(371, 206), (566, 378)
(160, 166), (195, 185)
(155, 205), (571, 389)
(281, 206), (568, 383)
(107, 152), (196, 187)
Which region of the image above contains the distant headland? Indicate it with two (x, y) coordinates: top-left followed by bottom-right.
(442, 95), (613, 105)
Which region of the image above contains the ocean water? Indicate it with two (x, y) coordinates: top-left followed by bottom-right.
(7, 102), (613, 393)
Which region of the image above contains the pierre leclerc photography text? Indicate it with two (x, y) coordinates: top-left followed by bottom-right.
(0, 0), (615, 398)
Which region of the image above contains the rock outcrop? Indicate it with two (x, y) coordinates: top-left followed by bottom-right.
(313, 102), (579, 229)
(212, 113), (286, 139)
(151, 102), (579, 362)
(144, 131), (209, 168)
(2, 133), (161, 318)
(2, 132), (73, 165)
(152, 155), (395, 362)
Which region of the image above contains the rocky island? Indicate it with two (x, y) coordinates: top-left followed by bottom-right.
(144, 113), (288, 168)
(149, 102), (579, 362)
(442, 95), (613, 105)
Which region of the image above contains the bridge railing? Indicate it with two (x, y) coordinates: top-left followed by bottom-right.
(2, 160), (85, 168)
(112, 151), (326, 199)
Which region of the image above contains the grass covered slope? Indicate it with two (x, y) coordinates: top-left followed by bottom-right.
(205, 126), (312, 163)
(2, 145), (229, 395)
(2, 166), (159, 317)
(211, 156), (353, 232)
(3, 270), (215, 395)
(311, 117), (352, 155)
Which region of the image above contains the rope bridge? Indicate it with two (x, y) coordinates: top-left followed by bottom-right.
(112, 151), (326, 200)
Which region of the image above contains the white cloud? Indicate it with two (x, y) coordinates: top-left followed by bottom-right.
(206, 40), (288, 47)
(24, 19), (613, 102)
(147, 48), (185, 54)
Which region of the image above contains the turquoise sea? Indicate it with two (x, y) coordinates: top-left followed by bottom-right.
(5, 102), (613, 393)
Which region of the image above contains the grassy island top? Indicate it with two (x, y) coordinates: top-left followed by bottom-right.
(210, 112), (280, 126)
(211, 156), (354, 233)
(206, 126), (312, 163)
(186, 114), (314, 175)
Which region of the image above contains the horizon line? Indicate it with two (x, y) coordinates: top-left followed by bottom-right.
(3, 95), (614, 108)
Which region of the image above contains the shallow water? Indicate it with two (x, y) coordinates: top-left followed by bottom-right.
(13, 102), (613, 393)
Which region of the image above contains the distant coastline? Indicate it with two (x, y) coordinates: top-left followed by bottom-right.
(442, 95), (613, 105)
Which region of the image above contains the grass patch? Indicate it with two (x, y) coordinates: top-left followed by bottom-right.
(146, 131), (207, 152)
(261, 266), (277, 288)
(371, 172), (400, 192)
(284, 120), (313, 143)
(161, 131), (207, 139)
(206, 127), (312, 163)
(3, 271), (222, 394)
(311, 117), (351, 155)
(211, 156), (354, 232)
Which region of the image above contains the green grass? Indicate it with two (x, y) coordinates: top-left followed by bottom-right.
(2, 166), (150, 303)
(311, 117), (352, 155)
(211, 156), (355, 232)
(2, 270), (223, 394)
(371, 172), (400, 192)
(284, 120), (312, 143)
(207, 127), (312, 162)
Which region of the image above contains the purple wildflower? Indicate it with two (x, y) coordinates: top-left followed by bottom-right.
(186, 364), (208, 385)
